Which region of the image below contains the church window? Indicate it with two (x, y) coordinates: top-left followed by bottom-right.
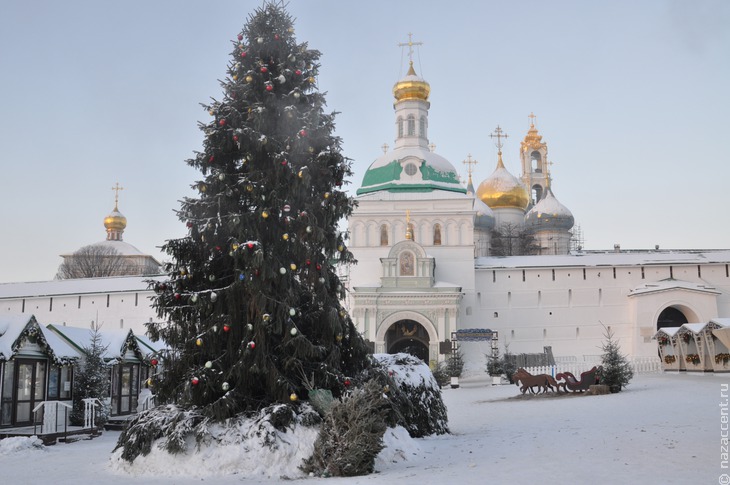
(698, 265), (702, 278)
(583, 268), (586, 280)
(522, 270), (525, 282)
(419, 116), (427, 139)
(466, 307), (472, 316)
(78, 296), (82, 309)
(107, 294), (110, 307)
(120, 319), (124, 329)
(543, 328), (547, 338)
(551, 269), (555, 281)
(397, 117), (404, 138)
(641, 267), (645, 279)
(380, 225), (388, 246)
(532, 185), (543, 204)
(399, 251), (415, 276)
(433, 224), (442, 245)
(22, 299), (25, 313)
(49, 297), (53, 312)
(726, 264), (729, 277)
(404, 163), (418, 176)
(531, 151), (542, 173)
(493, 270), (496, 283)
(670, 266), (674, 278)
(135, 293), (138, 306)
(407, 115), (415, 136)
(613, 268), (616, 279)
(576, 327), (580, 338)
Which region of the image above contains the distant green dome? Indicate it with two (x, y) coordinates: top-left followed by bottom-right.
(357, 147), (466, 195)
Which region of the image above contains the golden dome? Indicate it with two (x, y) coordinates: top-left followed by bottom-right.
(476, 152), (530, 210)
(393, 62), (430, 102)
(104, 204), (127, 232)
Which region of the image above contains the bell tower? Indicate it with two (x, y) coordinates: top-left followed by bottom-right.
(520, 113), (550, 206)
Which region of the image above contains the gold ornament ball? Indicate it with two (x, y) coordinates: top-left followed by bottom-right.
(323, 192), (330, 199)
(246, 75), (253, 83)
(263, 313), (271, 322)
(290, 393), (298, 402)
(282, 233), (289, 241)
(262, 210), (269, 219)
(196, 338), (203, 347)
(290, 263), (297, 271)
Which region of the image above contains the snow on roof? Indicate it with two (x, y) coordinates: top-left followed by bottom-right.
(0, 315), (34, 360)
(48, 324), (160, 360)
(476, 250), (730, 269)
(60, 239), (151, 258)
(711, 318), (730, 328)
(654, 327), (681, 338)
(0, 275), (165, 299)
(628, 279), (720, 297)
(0, 315), (79, 362)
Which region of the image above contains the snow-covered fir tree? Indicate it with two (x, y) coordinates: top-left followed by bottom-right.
(70, 324), (110, 426)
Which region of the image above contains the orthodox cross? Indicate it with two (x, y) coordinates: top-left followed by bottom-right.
(398, 33), (423, 65)
(381, 143), (389, 154)
(528, 112), (537, 127)
(111, 182), (124, 208)
(463, 153), (478, 178)
(490, 126), (509, 152)
(428, 142), (436, 152)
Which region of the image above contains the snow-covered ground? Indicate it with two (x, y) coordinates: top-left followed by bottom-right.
(0, 372), (724, 484)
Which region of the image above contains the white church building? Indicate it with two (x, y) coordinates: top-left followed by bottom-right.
(344, 58), (730, 366)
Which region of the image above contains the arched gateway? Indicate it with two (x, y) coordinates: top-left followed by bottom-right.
(385, 319), (430, 361)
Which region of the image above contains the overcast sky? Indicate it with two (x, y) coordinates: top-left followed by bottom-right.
(1, 0), (728, 284)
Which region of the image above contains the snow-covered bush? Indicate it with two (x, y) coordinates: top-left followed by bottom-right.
(302, 379), (388, 477)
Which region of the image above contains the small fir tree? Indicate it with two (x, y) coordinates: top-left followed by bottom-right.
(70, 324), (110, 426)
(144, 2), (369, 421)
(599, 325), (634, 392)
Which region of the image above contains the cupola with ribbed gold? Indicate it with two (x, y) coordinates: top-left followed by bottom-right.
(477, 150), (530, 211)
(104, 183), (127, 241)
(392, 62), (431, 103)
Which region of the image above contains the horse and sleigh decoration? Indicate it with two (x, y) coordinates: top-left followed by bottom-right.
(511, 366), (603, 394)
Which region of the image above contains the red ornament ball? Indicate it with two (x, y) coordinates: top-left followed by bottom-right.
(219, 119), (226, 126)
(281, 160), (287, 165)
(240, 51), (247, 58)
(260, 66), (268, 73)
(274, 34), (280, 40)
(295, 69), (302, 76)
(305, 259), (311, 266)
(299, 129), (307, 137)
(247, 242), (255, 249)
(223, 324), (231, 332)
(266, 85), (273, 92)
(248, 341), (256, 349)
(191, 377), (199, 385)
(344, 379), (351, 387)
(233, 135), (238, 142)
(174, 293), (181, 300)
(316, 264), (322, 271)
(208, 155), (214, 163)
(150, 358), (158, 366)
(237, 34), (243, 41)
(186, 222), (193, 228)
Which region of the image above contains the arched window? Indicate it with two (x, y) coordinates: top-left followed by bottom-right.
(407, 115), (415, 136)
(399, 251), (415, 276)
(532, 185), (543, 204)
(380, 224), (388, 246)
(397, 117), (404, 138)
(531, 151), (542, 173)
(419, 116), (427, 139)
(433, 224), (442, 246)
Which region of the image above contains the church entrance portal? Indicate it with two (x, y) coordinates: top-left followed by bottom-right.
(656, 307), (689, 331)
(385, 320), (430, 362)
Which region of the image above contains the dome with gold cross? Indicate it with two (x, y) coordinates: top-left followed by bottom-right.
(477, 151), (530, 210)
(393, 62), (430, 102)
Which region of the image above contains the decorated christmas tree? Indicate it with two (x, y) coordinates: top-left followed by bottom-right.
(146, 2), (369, 420)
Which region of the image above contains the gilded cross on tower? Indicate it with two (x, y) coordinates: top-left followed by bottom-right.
(490, 126), (509, 152)
(111, 182), (124, 209)
(528, 112), (537, 127)
(428, 142), (436, 152)
(381, 143), (389, 154)
(398, 33), (423, 66)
